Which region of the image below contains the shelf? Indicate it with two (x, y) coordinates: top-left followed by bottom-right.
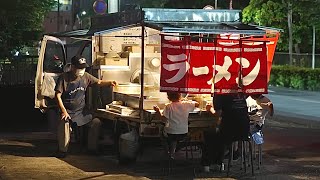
(94, 65), (130, 71)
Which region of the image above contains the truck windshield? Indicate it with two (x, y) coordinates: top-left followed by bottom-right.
(43, 41), (64, 73)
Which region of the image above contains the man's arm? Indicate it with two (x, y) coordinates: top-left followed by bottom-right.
(55, 91), (70, 121)
(259, 96), (274, 117)
(268, 102), (274, 116)
(97, 80), (117, 87)
(153, 105), (168, 122)
(85, 73), (117, 87)
(206, 104), (216, 115)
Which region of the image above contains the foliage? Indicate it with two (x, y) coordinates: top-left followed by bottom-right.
(242, 0), (320, 53)
(0, 0), (56, 59)
(269, 65), (320, 91)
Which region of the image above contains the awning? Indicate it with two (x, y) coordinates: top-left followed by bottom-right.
(46, 29), (90, 37)
(144, 22), (266, 35)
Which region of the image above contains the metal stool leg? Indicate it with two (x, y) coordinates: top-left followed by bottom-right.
(248, 140), (255, 176)
(258, 144), (262, 169)
(227, 143), (232, 177)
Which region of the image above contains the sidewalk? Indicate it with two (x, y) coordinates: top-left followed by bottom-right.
(0, 115), (319, 180)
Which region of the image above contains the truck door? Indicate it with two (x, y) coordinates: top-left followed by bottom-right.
(34, 35), (66, 112)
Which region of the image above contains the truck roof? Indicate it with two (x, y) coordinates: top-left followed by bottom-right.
(48, 8), (282, 38)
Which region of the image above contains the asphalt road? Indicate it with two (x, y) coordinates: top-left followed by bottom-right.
(267, 86), (320, 123)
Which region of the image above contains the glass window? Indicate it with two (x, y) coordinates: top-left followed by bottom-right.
(43, 41), (65, 73)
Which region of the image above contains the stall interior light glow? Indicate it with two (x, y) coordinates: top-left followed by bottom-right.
(99, 65), (130, 71)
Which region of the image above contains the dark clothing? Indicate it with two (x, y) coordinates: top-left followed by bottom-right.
(55, 72), (99, 126)
(201, 129), (224, 166)
(166, 133), (188, 145)
(214, 94), (250, 142)
(54, 72), (102, 153)
(201, 93), (250, 166)
(161, 132), (188, 158)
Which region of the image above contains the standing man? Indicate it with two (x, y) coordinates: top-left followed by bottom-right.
(202, 93), (250, 172)
(54, 55), (117, 158)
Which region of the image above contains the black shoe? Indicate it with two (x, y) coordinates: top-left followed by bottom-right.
(54, 151), (67, 158)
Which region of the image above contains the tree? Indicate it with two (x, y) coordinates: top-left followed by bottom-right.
(0, 0), (56, 59)
(242, 0), (320, 65)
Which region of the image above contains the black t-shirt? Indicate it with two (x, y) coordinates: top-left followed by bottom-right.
(214, 93), (250, 140)
(214, 94), (248, 118)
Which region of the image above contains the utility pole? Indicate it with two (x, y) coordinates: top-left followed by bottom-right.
(312, 25), (316, 69)
(57, 0), (60, 32)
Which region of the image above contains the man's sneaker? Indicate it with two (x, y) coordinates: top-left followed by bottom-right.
(54, 151), (67, 158)
(209, 163), (225, 172)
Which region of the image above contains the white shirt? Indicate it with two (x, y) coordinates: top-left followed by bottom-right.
(246, 96), (271, 127)
(162, 101), (196, 134)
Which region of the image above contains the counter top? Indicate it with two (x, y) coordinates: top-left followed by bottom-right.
(145, 107), (202, 114)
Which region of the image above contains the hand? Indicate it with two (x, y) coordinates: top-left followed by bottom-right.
(111, 80), (117, 87)
(61, 111), (71, 121)
(153, 105), (160, 112)
(206, 104), (212, 112)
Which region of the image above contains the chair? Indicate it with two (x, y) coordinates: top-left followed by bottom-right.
(226, 135), (255, 177)
(161, 132), (201, 176)
(251, 130), (264, 170)
(163, 134), (190, 174)
(249, 120), (264, 170)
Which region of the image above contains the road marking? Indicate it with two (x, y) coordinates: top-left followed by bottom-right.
(289, 97), (320, 104)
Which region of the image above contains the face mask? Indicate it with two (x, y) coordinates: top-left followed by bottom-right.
(75, 68), (86, 76)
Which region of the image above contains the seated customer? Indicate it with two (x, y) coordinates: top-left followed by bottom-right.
(153, 92), (199, 159)
(246, 94), (274, 131)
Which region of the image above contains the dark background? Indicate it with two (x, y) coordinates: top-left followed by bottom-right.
(0, 85), (46, 132)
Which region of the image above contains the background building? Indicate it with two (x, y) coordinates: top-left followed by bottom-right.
(43, 0), (140, 34)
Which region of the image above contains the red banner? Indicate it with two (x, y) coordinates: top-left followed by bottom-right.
(214, 40), (267, 94)
(219, 32), (280, 82)
(160, 35), (268, 95)
(188, 41), (215, 93)
(247, 32), (280, 82)
(160, 36), (190, 92)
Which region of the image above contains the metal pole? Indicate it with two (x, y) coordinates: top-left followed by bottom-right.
(57, 0), (60, 32)
(312, 25), (316, 69)
(215, 0), (218, 9)
(139, 10), (145, 121)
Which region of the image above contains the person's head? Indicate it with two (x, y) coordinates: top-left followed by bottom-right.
(167, 92), (181, 102)
(251, 94), (263, 100)
(71, 55), (89, 77)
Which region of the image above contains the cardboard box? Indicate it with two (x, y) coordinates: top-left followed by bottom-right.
(132, 46), (154, 53)
(104, 57), (129, 66)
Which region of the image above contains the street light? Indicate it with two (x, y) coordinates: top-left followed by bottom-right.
(79, 11), (86, 29)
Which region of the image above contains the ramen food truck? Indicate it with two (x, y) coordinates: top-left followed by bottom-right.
(35, 8), (280, 161)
